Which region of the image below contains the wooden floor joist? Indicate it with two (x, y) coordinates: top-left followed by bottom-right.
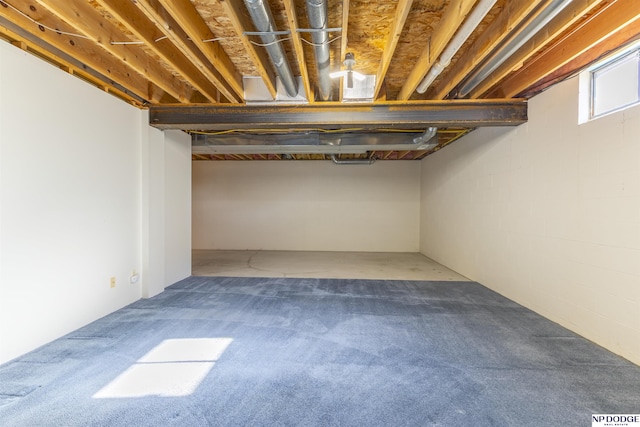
(0, 13), (148, 106)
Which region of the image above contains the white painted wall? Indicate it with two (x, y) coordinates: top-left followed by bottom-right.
(164, 130), (192, 285)
(140, 123), (191, 298)
(0, 42), (141, 363)
(0, 41), (192, 364)
(419, 76), (640, 365)
(193, 161), (420, 252)
(140, 120), (166, 299)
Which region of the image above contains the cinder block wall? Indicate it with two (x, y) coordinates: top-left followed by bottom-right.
(420, 76), (640, 365)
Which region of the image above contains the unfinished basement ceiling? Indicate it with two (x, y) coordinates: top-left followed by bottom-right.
(1, 0), (638, 160)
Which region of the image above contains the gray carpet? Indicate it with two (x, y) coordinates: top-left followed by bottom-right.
(0, 276), (638, 426)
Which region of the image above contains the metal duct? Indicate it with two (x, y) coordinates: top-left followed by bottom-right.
(457, 0), (574, 97)
(412, 127), (438, 147)
(306, 0), (332, 101)
(244, 0), (298, 97)
(330, 154), (376, 165)
(192, 130), (439, 155)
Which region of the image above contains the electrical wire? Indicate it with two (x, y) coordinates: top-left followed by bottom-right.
(5, 1), (335, 51)
(4, 1), (208, 47)
(187, 127), (426, 136)
(300, 35), (342, 47)
(110, 41), (144, 45)
(111, 35), (167, 45)
(189, 128), (364, 136)
(202, 37), (229, 43)
(3, 0), (92, 40)
(249, 37), (291, 47)
(245, 34), (342, 48)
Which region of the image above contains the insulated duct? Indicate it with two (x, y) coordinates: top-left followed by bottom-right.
(191, 129), (439, 155)
(416, 0), (497, 94)
(306, 0), (332, 101)
(244, 0), (298, 97)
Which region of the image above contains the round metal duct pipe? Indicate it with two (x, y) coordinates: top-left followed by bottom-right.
(330, 154), (376, 165)
(306, 0), (332, 101)
(244, 0), (298, 97)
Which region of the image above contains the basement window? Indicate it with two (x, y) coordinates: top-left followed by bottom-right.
(580, 42), (640, 123)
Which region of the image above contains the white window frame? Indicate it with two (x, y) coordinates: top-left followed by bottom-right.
(579, 41), (640, 124)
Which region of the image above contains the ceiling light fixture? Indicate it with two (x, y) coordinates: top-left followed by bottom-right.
(330, 52), (366, 88)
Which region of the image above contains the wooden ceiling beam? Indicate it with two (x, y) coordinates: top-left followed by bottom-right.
(397, 150), (411, 160)
(31, 0), (195, 103)
(488, 0), (640, 98)
(0, 1), (159, 103)
(429, 0), (548, 100)
(518, 28), (640, 98)
(282, 0), (313, 102)
(397, 0), (479, 101)
(149, 99), (528, 131)
(218, 0), (278, 98)
(468, 0), (606, 98)
(95, 0), (222, 103)
(413, 151), (430, 160)
(374, 0), (413, 100)
(0, 20), (144, 106)
(151, 0), (244, 102)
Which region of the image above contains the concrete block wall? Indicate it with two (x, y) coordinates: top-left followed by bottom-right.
(420, 76), (640, 365)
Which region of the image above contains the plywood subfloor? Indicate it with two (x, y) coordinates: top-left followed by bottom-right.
(192, 250), (469, 281)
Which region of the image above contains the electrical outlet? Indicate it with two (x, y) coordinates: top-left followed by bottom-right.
(130, 270), (140, 284)
(110, 276), (116, 288)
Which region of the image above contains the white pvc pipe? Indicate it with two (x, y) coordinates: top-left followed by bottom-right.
(458, 0), (574, 97)
(416, 0), (498, 94)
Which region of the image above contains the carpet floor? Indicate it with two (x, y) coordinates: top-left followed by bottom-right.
(0, 276), (638, 426)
